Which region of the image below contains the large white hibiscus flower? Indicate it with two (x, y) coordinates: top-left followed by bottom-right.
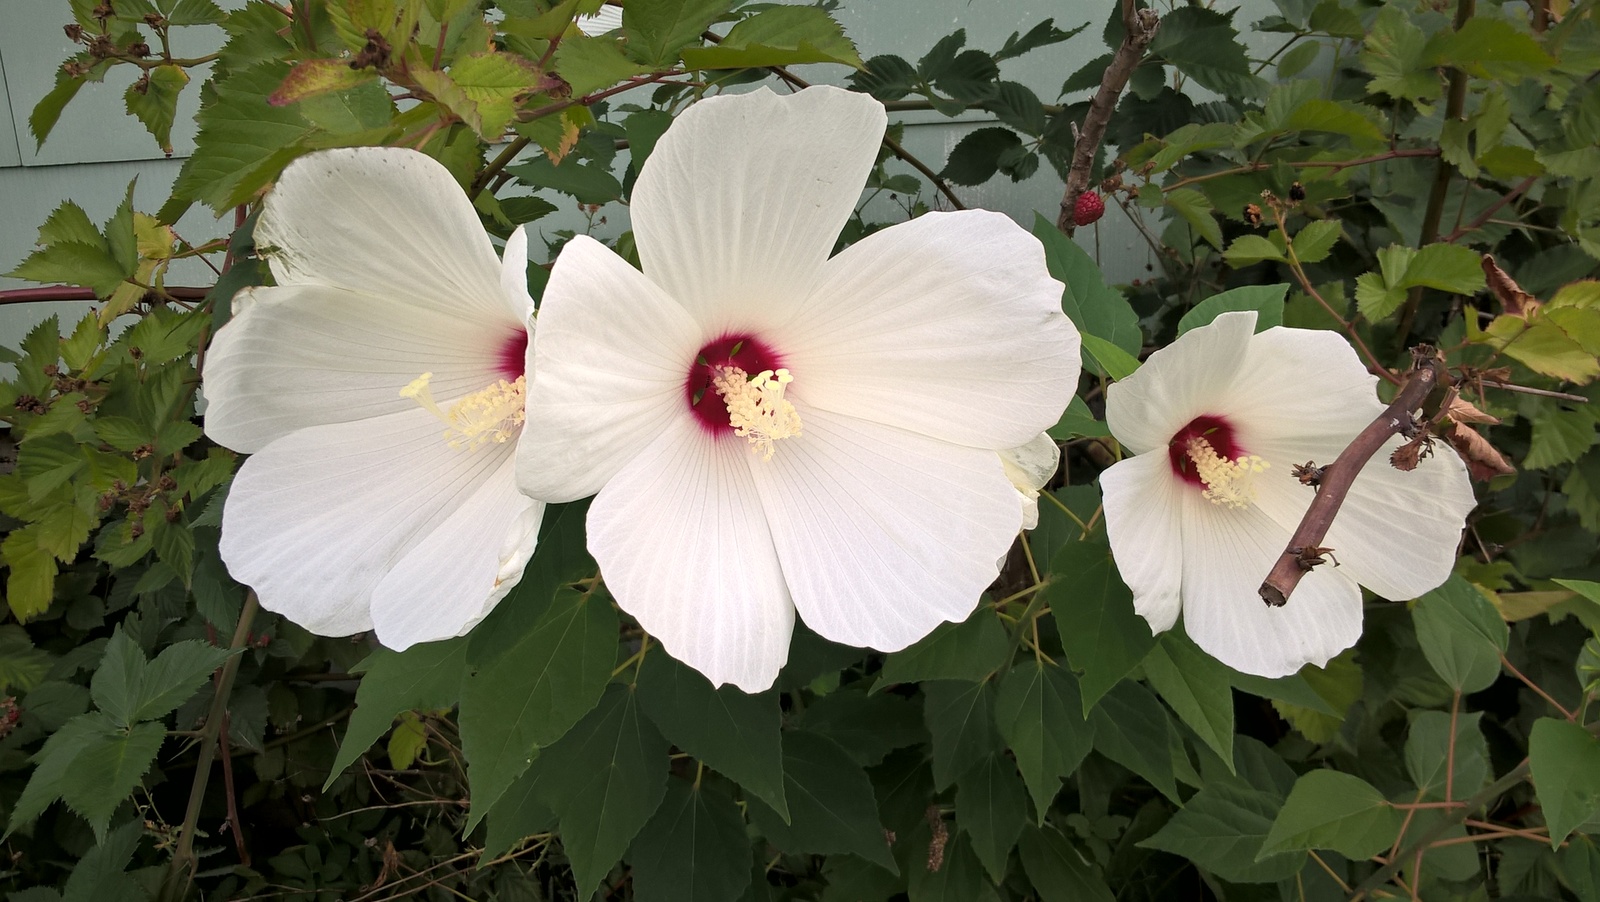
(1099, 311), (1476, 677)
(517, 86), (1082, 691)
(203, 147), (543, 649)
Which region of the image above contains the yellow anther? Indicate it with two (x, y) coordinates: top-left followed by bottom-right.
(713, 365), (802, 460)
(1185, 437), (1269, 509)
(401, 372), (526, 452)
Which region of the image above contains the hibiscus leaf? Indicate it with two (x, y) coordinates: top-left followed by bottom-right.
(1405, 710), (1489, 802)
(1047, 540), (1156, 713)
(923, 679), (1002, 790)
(1087, 680), (1179, 803)
(1529, 717), (1600, 846)
(1017, 824), (1116, 902)
(954, 753), (1029, 881)
(878, 607), (1008, 685)
(1259, 770), (1404, 859)
(789, 688), (926, 767)
(460, 585), (618, 831)
(534, 683), (671, 899)
(481, 763), (556, 862)
(993, 661), (1093, 821)
(1177, 284), (1287, 336)
(1032, 213), (1143, 375)
(1138, 777), (1305, 883)
(1142, 630), (1235, 771)
(746, 731), (898, 872)
(1411, 574), (1508, 693)
(327, 636), (467, 789)
(635, 652), (788, 821)
(628, 777), (753, 902)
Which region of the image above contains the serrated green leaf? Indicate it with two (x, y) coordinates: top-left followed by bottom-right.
(635, 651), (787, 820)
(1400, 243), (1487, 294)
(59, 721), (165, 842)
(1292, 220), (1343, 264)
(1143, 630), (1235, 770)
(1177, 284), (1287, 336)
(746, 731), (897, 872)
(1047, 540), (1155, 713)
(941, 127), (1022, 186)
(167, 0), (226, 25)
(7, 713), (103, 834)
(1149, 7), (1265, 99)
(630, 778), (753, 902)
(61, 819), (145, 902)
(993, 662), (1092, 821)
(0, 626), (55, 693)
(1224, 234), (1287, 266)
(29, 62), (100, 150)
(849, 54), (918, 101)
(1277, 41), (1320, 79)
(624, 0), (734, 66)
(1412, 575), (1508, 693)
(3, 528), (59, 621)
(1362, 7), (1439, 106)
(1260, 770), (1404, 858)
(985, 81), (1047, 136)
(328, 636), (467, 786)
(1087, 680), (1178, 802)
(8, 241), (130, 298)
(1017, 825), (1115, 902)
(955, 754), (1028, 881)
(1164, 187), (1223, 250)
(555, 34), (650, 95)
(460, 585), (617, 830)
(996, 19), (1086, 62)
(125, 64), (190, 155)
(171, 62), (313, 214)
(1425, 17), (1553, 80)
(932, 49), (999, 104)
(1530, 718), (1600, 846)
(680, 6), (861, 70)
(133, 639), (233, 722)
(507, 154), (624, 204)
(1527, 407), (1596, 469)
(879, 607), (1008, 685)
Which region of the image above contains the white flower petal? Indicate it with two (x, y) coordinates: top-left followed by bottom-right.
(204, 284), (522, 452)
(781, 210), (1081, 449)
(1179, 490), (1363, 677)
(220, 410), (522, 639)
(520, 236), (704, 502)
(1100, 451), (1185, 634)
(501, 225), (535, 320)
(371, 459), (543, 649)
(630, 86), (886, 332)
(588, 416), (794, 692)
(751, 406), (1018, 652)
(1219, 324), (1387, 456)
(1106, 310), (1256, 455)
(1002, 433), (1060, 532)
(257, 147), (511, 321)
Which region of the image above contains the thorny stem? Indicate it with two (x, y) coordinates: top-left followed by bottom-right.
(1259, 352), (1445, 606)
(162, 592), (260, 901)
(1058, 0), (1160, 233)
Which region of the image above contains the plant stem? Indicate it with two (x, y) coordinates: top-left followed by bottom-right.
(162, 592), (260, 901)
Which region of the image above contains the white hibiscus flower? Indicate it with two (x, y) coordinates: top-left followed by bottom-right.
(516, 85), (1082, 691)
(203, 147), (543, 649)
(1099, 310), (1476, 677)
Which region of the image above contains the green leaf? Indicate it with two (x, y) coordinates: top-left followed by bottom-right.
(171, 62), (313, 214)
(1292, 220), (1343, 264)
(482, 764), (556, 861)
(1530, 718), (1600, 846)
(535, 683), (670, 900)
(932, 49), (999, 104)
(131, 639), (233, 722)
(1047, 540), (1155, 713)
(995, 19), (1085, 62)
(1277, 41), (1320, 79)
(1405, 710), (1489, 802)
(635, 652), (787, 820)
(1049, 396), (1111, 441)
(1087, 680), (1179, 803)
(125, 64), (190, 155)
(460, 586), (618, 829)
(1223, 234), (1287, 266)
(1149, 7), (1265, 99)
(8, 241), (130, 298)
(1017, 825), (1113, 901)
(941, 127), (1023, 186)
(29, 62), (100, 150)
(906, 830), (994, 901)
(1412, 575), (1508, 693)
(507, 154), (625, 204)
(879, 608), (1008, 685)
(556, 34), (651, 96)
(985, 81), (1047, 136)
(58, 720), (166, 842)
(1400, 243), (1488, 294)
(1260, 770), (1404, 859)
(1425, 17), (1553, 80)
(923, 680), (1001, 791)
(1079, 334), (1140, 380)
(1032, 214), (1143, 375)
(993, 662), (1093, 820)
(1362, 7), (1440, 106)
(60, 819), (145, 902)
(7, 713), (103, 834)
(679, 6), (862, 70)
(1176, 284), (1287, 336)
(746, 731), (897, 872)
(1142, 630), (1235, 770)
(849, 54), (918, 101)
(1164, 188), (1223, 250)
(0, 626), (54, 693)
(166, 0), (226, 25)
(2, 528), (59, 621)
(328, 636), (467, 788)
(955, 754), (1028, 881)
(630, 777), (753, 902)
(790, 688), (926, 768)
(1526, 407), (1597, 469)
(624, 0), (735, 66)
(1140, 778), (1304, 883)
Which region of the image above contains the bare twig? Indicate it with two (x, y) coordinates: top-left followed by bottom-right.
(1259, 351), (1445, 607)
(0, 285), (210, 306)
(1057, 0), (1160, 233)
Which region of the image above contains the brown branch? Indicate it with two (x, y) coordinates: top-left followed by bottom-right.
(0, 285), (210, 306)
(1057, 0), (1160, 233)
(1259, 351), (1446, 607)
(1444, 175), (1538, 243)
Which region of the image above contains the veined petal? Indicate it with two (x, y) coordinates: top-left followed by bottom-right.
(1178, 490), (1363, 677)
(500, 225), (536, 320)
(782, 210), (1081, 449)
(1100, 451), (1185, 634)
(219, 410), (521, 638)
(1219, 325), (1387, 455)
(1106, 310), (1256, 455)
(751, 405), (1018, 652)
(257, 147), (512, 321)
(588, 416), (794, 692)
(630, 86), (886, 332)
(519, 236), (704, 502)
(203, 284), (523, 453)
(371, 458), (544, 648)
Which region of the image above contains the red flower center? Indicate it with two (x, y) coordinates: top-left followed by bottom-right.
(1168, 415), (1242, 486)
(685, 333), (784, 433)
(497, 329), (528, 380)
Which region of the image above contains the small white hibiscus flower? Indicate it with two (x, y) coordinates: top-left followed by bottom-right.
(1002, 433), (1062, 532)
(1099, 310), (1476, 677)
(203, 147), (543, 649)
(517, 85), (1082, 691)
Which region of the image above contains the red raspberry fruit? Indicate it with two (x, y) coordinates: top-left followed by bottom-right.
(1073, 191), (1105, 227)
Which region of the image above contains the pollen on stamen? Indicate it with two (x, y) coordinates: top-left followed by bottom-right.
(401, 372), (527, 452)
(712, 365), (801, 461)
(1185, 436), (1269, 509)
